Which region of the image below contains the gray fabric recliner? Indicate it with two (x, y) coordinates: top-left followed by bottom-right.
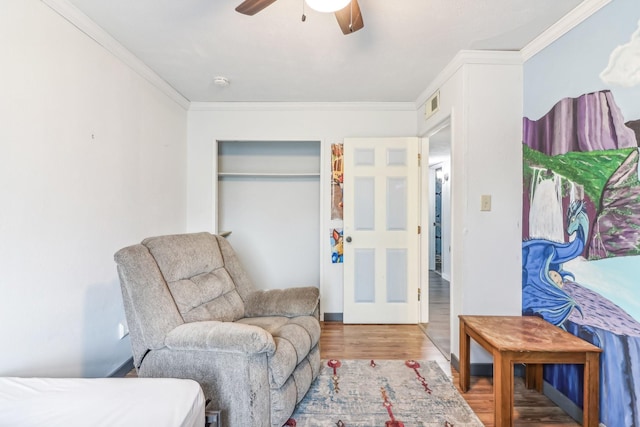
(114, 232), (321, 427)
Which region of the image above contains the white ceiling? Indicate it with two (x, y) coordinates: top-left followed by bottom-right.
(65, 0), (583, 103)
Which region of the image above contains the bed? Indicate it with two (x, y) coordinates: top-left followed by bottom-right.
(0, 377), (207, 427)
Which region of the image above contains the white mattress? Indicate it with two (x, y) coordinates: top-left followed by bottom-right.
(0, 377), (205, 427)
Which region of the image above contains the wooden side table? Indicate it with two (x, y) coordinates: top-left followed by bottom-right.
(459, 315), (602, 427)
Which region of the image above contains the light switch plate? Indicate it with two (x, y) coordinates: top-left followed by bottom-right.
(481, 195), (491, 211)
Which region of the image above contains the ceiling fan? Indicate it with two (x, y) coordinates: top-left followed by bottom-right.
(235, 0), (364, 35)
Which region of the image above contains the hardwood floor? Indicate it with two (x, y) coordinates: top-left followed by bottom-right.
(321, 322), (581, 427)
(320, 322), (451, 375)
(420, 270), (451, 359)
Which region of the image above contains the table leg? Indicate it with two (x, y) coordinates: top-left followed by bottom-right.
(583, 352), (600, 427)
(493, 352), (513, 427)
(525, 363), (543, 392)
(459, 319), (470, 392)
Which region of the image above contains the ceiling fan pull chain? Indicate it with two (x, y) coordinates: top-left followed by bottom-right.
(301, 0), (307, 22)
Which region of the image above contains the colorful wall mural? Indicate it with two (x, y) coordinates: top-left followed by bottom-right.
(331, 143), (344, 220)
(331, 228), (343, 264)
(523, 2), (640, 426)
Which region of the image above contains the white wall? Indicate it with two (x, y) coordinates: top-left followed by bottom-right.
(187, 104), (417, 315)
(0, 0), (188, 377)
(418, 53), (523, 363)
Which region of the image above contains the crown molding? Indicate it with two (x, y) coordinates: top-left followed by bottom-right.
(41, 0), (190, 110)
(414, 50), (523, 108)
(521, 0), (612, 61)
(189, 101), (417, 112)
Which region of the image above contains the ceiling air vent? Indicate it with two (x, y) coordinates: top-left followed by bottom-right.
(425, 90), (440, 119)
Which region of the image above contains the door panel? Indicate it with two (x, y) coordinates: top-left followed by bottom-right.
(343, 137), (420, 323)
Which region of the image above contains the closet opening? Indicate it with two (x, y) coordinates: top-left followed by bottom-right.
(216, 140), (321, 291)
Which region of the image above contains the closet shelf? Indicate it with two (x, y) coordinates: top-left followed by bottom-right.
(218, 172), (320, 178)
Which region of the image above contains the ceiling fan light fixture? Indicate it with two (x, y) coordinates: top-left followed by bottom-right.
(304, 0), (350, 13)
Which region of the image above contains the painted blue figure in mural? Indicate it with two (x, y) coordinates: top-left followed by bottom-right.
(522, 200), (588, 326)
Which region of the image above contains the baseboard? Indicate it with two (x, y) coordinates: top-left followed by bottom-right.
(450, 354), (583, 424)
(109, 357), (134, 377)
(323, 312), (343, 322)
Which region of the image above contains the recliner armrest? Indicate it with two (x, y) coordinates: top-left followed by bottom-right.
(244, 287), (319, 318)
(164, 321), (276, 354)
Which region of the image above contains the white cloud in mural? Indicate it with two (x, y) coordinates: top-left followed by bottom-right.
(600, 20), (640, 87)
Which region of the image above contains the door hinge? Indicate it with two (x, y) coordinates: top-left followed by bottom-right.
(418, 288), (421, 301)
(417, 225), (421, 234)
(418, 153), (421, 167)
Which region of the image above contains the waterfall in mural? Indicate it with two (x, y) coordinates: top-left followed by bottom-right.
(528, 168), (564, 242)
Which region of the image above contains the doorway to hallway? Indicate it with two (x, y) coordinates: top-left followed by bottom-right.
(421, 123), (451, 360)
(434, 167), (443, 273)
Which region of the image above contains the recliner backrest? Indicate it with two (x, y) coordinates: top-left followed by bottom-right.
(115, 232), (259, 367)
(142, 232), (247, 323)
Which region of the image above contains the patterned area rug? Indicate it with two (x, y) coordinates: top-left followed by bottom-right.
(286, 359), (483, 427)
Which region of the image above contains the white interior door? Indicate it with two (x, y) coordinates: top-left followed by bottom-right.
(343, 137), (420, 323)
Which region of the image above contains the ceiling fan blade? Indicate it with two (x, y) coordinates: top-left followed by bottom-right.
(235, 0), (278, 16)
(335, 0), (364, 35)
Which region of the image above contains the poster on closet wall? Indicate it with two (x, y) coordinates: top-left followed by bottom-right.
(331, 228), (343, 263)
(331, 143), (344, 220)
